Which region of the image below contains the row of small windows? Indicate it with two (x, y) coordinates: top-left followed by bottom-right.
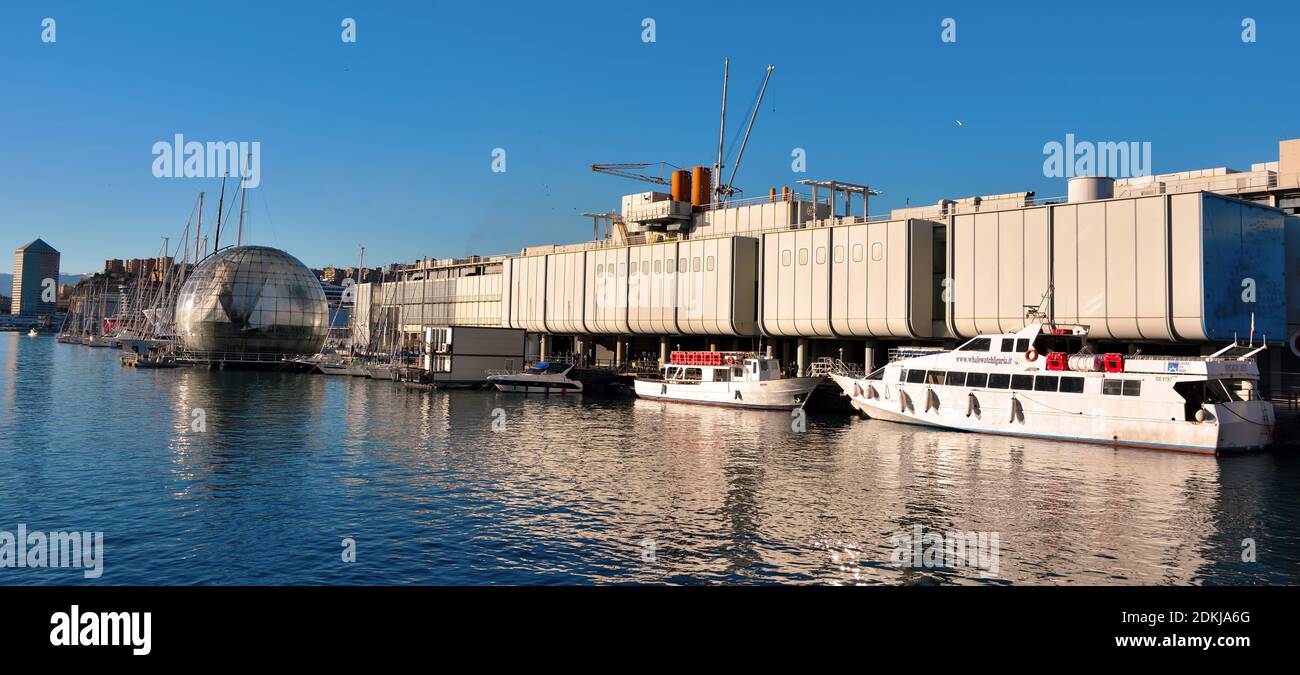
(780, 243), (885, 267)
(1102, 379), (1142, 396)
(900, 369), (1088, 394)
(595, 257), (715, 278)
(956, 337), (1032, 353)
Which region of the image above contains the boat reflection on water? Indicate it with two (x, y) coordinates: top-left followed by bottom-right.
(1, 332), (1298, 585)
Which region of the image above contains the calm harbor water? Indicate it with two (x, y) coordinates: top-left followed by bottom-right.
(2, 332), (1298, 585)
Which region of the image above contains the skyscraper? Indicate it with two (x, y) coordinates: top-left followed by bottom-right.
(11, 238), (60, 317)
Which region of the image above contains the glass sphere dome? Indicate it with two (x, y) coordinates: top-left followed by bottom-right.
(174, 246), (328, 354)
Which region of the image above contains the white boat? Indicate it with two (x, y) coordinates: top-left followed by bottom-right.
(26, 328), (39, 337)
(634, 351), (821, 410)
(86, 334), (118, 348)
(366, 363), (397, 380)
(317, 360), (351, 376)
(828, 322), (1274, 454)
(489, 362), (583, 393)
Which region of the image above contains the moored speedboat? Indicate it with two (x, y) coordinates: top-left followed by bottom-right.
(489, 361), (583, 394)
(829, 322), (1275, 454)
(634, 351), (821, 410)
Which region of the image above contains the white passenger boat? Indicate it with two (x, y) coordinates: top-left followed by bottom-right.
(488, 361), (583, 393)
(828, 322), (1275, 454)
(634, 351), (821, 410)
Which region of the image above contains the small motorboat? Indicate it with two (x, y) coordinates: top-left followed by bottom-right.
(26, 328), (39, 337)
(489, 361), (583, 394)
(634, 351), (821, 410)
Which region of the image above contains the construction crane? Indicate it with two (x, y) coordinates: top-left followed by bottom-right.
(589, 162), (680, 187)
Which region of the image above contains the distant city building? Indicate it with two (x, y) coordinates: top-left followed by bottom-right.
(11, 238), (60, 317)
(0, 295), (10, 314)
(320, 266), (341, 284)
(104, 259), (125, 275)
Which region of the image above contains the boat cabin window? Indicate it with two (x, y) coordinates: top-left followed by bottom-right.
(998, 339), (1015, 353)
(1058, 376), (1085, 393)
(1103, 379), (1141, 396)
(945, 371), (966, 386)
(1010, 374), (1034, 390)
(1035, 334), (1084, 354)
(925, 371), (946, 385)
(732, 366), (745, 378)
(680, 368), (702, 381)
(966, 372), (988, 388)
(1015, 338), (1031, 353)
(715, 369), (730, 382)
(957, 337), (991, 352)
(906, 369), (926, 384)
(1034, 375), (1059, 392)
(988, 373), (1011, 389)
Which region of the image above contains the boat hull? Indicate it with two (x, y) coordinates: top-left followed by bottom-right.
(829, 374), (1274, 454)
(633, 376), (821, 410)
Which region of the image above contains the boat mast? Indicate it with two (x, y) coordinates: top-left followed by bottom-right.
(213, 174), (227, 251)
(194, 192), (205, 262)
(237, 156), (248, 247)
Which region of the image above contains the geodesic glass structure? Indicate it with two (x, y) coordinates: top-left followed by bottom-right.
(174, 246), (328, 354)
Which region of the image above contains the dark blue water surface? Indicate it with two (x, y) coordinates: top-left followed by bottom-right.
(2, 333), (1298, 585)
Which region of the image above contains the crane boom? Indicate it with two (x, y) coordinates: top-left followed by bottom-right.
(590, 162), (677, 187)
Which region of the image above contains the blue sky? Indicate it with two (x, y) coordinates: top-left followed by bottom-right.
(1, 1), (1296, 274)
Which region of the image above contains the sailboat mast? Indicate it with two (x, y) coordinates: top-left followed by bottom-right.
(195, 192), (205, 262)
(237, 171), (247, 247)
(213, 175), (227, 251)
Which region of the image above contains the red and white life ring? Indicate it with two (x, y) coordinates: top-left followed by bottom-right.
(1024, 348), (1039, 362)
